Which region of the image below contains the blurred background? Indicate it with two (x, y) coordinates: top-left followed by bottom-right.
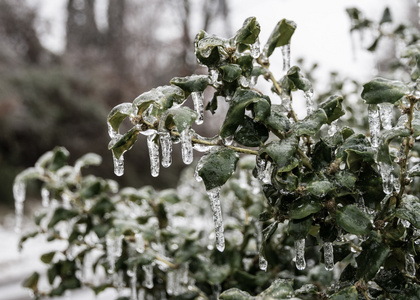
(0, 0), (417, 208)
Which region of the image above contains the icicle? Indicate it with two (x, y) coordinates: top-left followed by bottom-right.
(138, 289), (145, 300)
(159, 131), (172, 168)
(368, 104), (380, 148)
(180, 129), (193, 165)
(41, 187), (50, 207)
(256, 156), (267, 181)
(62, 193), (71, 209)
(207, 187), (225, 252)
(135, 233), (145, 253)
(378, 103), (393, 130)
(166, 270), (175, 295)
(394, 177), (401, 194)
(192, 92), (204, 125)
(106, 232), (123, 274)
(281, 44), (291, 71)
(406, 253), (416, 276)
(142, 264), (154, 289)
(129, 265), (138, 300)
(147, 134), (160, 177)
(262, 160), (274, 185)
(112, 152), (124, 176)
(194, 159), (204, 182)
(250, 37), (261, 58)
(294, 239), (306, 270)
(13, 179), (26, 234)
(259, 253), (268, 272)
(304, 89), (315, 115)
(323, 242), (334, 271)
(379, 162), (394, 195)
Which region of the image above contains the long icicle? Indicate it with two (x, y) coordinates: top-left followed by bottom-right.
(181, 129), (193, 165)
(323, 242), (334, 271)
(159, 131), (172, 168)
(13, 179), (26, 234)
(368, 104), (380, 148)
(294, 238), (306, 270)
(207, 186), (225, 252)
(192, 91), (204, 125)
(147, 134), (160, 177)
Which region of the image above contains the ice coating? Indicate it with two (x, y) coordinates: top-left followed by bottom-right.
(129, 265), (138, 300)
(379, 103), (393, 130)
(379, 162), (394, 195)
(294, 238), (306, 270)
(323, 242), (334, 271)
(368, 104), (380, 148)
(222, 135), (233, 146)
(181, 129), (193, 165)
(250, 37), (261, 58)
(239, 75), (251, 88)
(192, 91), (204, 125)
(41, 187), (50, 207)
(112, 152), (124, 177)
(304, 89), (315, 115)
(406, 253), (416, 276)
(259, 253), (268, 271)
(147, 134), (160, 177)
(107, 103), (133, 139)
(194, 158), (204, 182)
(328, 120), (338, 137)
(142, 264), (154, 289)
(135, 232), (145, 253)
(256, 156), (267, 181)
(166, 270), (175, 295)
(207, 186), (225, 252)
(106, 232), (123, 274)
(13, 179), (26, 233)
(159, 131), (172, 168)
(281, 44), (291, 71)
(262, 161), (274, 185)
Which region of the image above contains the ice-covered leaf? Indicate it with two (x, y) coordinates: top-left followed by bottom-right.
(133, 89), (163, 115)
(171, 75), (210, 94)
(108, 127), (140, 160)
(336, 205), (372, 235)
(361, 77), (409, 104)
(307, 180), (334, 197)
(286, 66), (312, 92)
(234, 17), (260, 45)
(162, 106), (197, 133)
(376, 127), (411, 164)
(335, 170), (357, 190)
(292, 109), (328, 136)
(263, 19), (297, 57)
(107, 103), (134, 136)
(219, 288), (253, 300)
(330, 286), (358, 300)
(74, 153), (102, 169)
(49, 147), (70, 172)
(48, 207), (79, 228)
(257, 279), (294, 299)
(264, 104), (291, 134)
(289, 197), (322, 219)
(379, 7), (392, 24)
(336, 134), (375, 170)
(237, 55), (254, 76)
(220, 64), (242, 82)
(220, 88), (271, 138)
(198, 148), (239, 190)
(319, 95), (345, 125)
(259, 136), (299, 173)
(234, 116), (268, 147)
(312, 141), (332, 170)
(356, 239), (390, 280)
(396, 195), (420, 229)
(288, 216), (312, 240)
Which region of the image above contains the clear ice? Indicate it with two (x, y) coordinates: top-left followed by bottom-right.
(378, 103), (393, 130)
(41, 187), (50, 208)
(106, 232), (123, 274)
(328, 120), (338, 137)
(304, 89), (315, 115)
(194, 159), (204, 182)
(259, 253), (268, 272)
(323, 242), (334, 271)
(281, 44), (291, 71)
(406, 253), (416, 276)
(13, 179), (26, 233)
(191, 91), (204, 125)
(262, 161), (274, 185)
(147, 134), (160, 177)
(142, 264), (154, 289)
(239, 75), (250, 88)
(379, 162), (394, 195)
(159, 131), (172, 168)
(368, 104), (380, 148)
(181, 129), (193, 165)
(207, 187), (225, 252)
(129, 265), (138, 300)
(294, 238), (306, 270)
(112, 152), (124, 176)
(135, 232), (145, 253)
(250, 37), (261, 58)
(166, 270), (175, 295)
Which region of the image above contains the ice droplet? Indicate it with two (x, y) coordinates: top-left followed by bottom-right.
(135, 232), (145, 253)
(239, 75), (250, 88)
(379, 162), (394, 195)
(379, 103), (393, 130)
(159, 131), (172, 168)
(40, 187), (50, 208)
(368, 104), (380, 148)
(112, 152), (124, 176)
(328, 120), (338, 137)
(323, 242), (334, 271)
(194, 159), (204, 182)
(192, 91), (204, 125)
(406, 253), (416, 276)
(281, 44), (291, 71)
(304, 89), (315, 115)
(294, 238), (306, 270)
(147, 134), (160, 177)
(181, 129), (193, 165)
(106, 232), (123, 274)
(259, 253), (268, 271)
(142, 264), (154, 289)
(129, 265), (138, 300)
(13, 179), (26, 234)
(250, 37), (261, 58)
(207, 187), (225, 252)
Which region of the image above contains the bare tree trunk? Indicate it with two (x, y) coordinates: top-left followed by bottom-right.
(107, 0), (127, 78)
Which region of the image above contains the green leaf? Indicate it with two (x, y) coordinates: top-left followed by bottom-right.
(206, 93), (218, 114)
(237, 55), (254, 76)
(108, 126), (140, 160)
(234, 17), (261, 45)
(170, 75), (210, 93)
(198, 148), (239, 190)
(292, 109), (328, 136)
(93, 223), (112, 238)
(264, 19), (297, 57)
(289, 197), (322, 219)
(335, 171), (357, 190)
(356, 239), (390, 280)
(220, 88), (270, 138)
(288, 216), (312, 240)
(312, 141), (332, 170)
(234, 116), (268, 147)
(330, 286), (358, 300)
(22, 272), (40, 291)
(336, 134), (375, 170)
(264, 104), (291, 134)
(257, 279), (294, 299)
(49, 147), (70, 171)
(319, 95), (345, 125)
(107, 103), (134, 135)
(286, 66), (312, 92)
(219, 288), (253, 300)
(377, 127), (411, 164)
(396, 195), (420, 229)
(379, 7), (392, 24)
(375, 268), (406, 294)
(259, 136), (299, 172)
(90, 197), (115, 215)
(336, 205), (372, 235)
(307, 180), (335, 198)
(361, 77), (409, 104)
(163, 106), (197, 133)
(41, 251), (56, 264)
(48, 207), (79, 228)
(220, 64), (243, 82)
